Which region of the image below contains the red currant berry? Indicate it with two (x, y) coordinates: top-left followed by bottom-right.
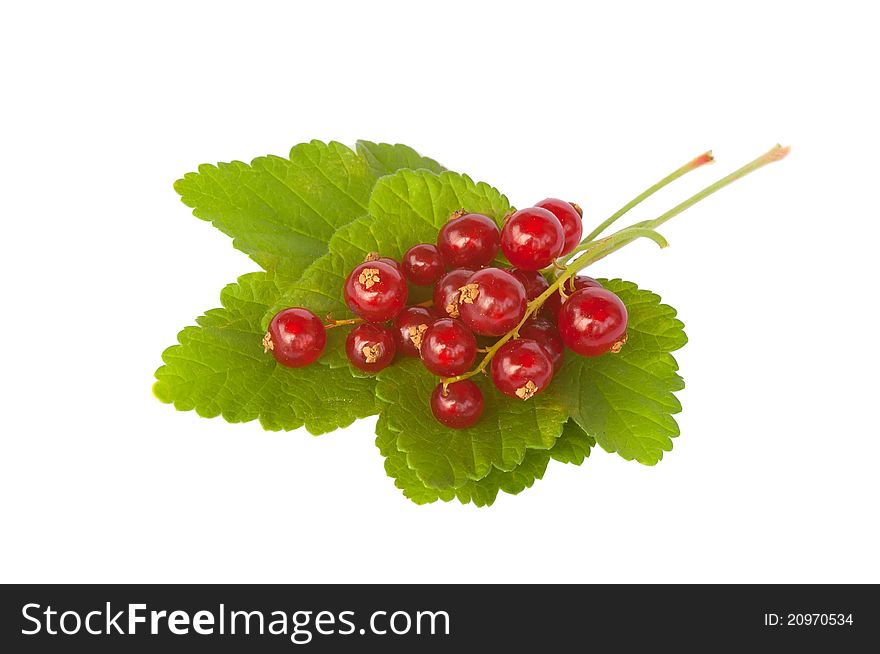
(432, 268), (474, 319)
(518, 318), (565, 373)
(558, 287), (628, 357)
(541, 275), (604, 322)
(420, 318), (477, 377)
(430, 380), (484, 429)
(345, 323), (396, 373)
(393, 306), (434, 357)
(263, 308), (326, 368)
(343, 260), (407, 322)
(436, 211), (500, 268)
(535, 198), (583, 256)
(457, 267), (527, 337)
(490, 339), (554, 400)
(402, 243), (445, 286)
(500, 207), (565, 270)
(510, 268), (550, 301)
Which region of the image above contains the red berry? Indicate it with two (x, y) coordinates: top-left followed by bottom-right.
(264, 308), (326, 368)
(343, 260), (407, 322)
(490, 339), (554, 400)
(457, 267), (528, 337)
(558, 287), (628, 357)
(432, 268), (475, 319)
(510, 268), (550, 301)
(436, 212), (500, 268)
(420, 318), (477, 377)
(542, 275), (604, 322)
(393, 306), (434, 357)
(402, 243), (445, 286)
(345, 323), (396, 373)
(500, 207), (565, 270)
(535, 198), (583, 256)
(430, 380), (484, 429)
(518, 318), (565, 373)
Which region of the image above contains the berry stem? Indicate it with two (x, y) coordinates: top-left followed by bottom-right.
(638, 144), (790, 232)
(443, 143), (789, 388)
(580, 150), (714, 244)
(325, 299), (434, 329)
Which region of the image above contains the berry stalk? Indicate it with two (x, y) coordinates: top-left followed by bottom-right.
(443, 143), (789, 387)
(580, 150), (714, 244)
(325, 299), (434, 329)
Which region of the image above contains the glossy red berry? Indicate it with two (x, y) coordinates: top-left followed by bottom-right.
(402, 243), (445, 286)
(558, 287), (628, 357)
(510, 268), (550, 301)
(343, 260), (407, 322)
(436, 212), (500, 268)
(542, 275), (604, 322)
(535, 198), (583, 256)
(420, 318), (477, 377)
(430, 380), (484, 429)
(500, 207), (565, 271)
(518, 318), (565, 373)
(490, 339), (554, 400)
(264, 308), (326, 368)
(432, 268), (474, 319)
(393, 306), (434, 357)
(345, 323), (396, 373)
(457, 267), (527, 337)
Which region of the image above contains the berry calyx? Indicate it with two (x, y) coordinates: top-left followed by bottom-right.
(345, 323), (396, 373)
(457, 267), (527, 337)
(393, 306), (434, 357)
(402, 243), (445, 286)
(430, 380), (484, 429)
(500, 207), (565, 270)
(490, 339), (554, 400)
(343, 260), (408, 322)
(558, 286), (628, 357)
(363, 251), (402, 271)
(264, 308), (326, 368)
(542, 275), (604, 322)
(518, 318), (565, 373)
(509, 268), (550, 301)
(535, 198), (583, 256)
(432, 268), (474, 319)
(436, 211), (500, 269)
(420, 318), (477, 377)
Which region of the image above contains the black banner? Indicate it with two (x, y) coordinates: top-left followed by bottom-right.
(1, 584), (875, 651)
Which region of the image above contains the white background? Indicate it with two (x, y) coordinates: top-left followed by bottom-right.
(2, 1), (878, 583)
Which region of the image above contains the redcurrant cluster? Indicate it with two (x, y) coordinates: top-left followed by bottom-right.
(263, 199), (628, 429)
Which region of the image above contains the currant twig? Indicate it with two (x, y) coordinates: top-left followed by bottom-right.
(442, 143), (790, 388)
(575, 144), (791, 266)
(579, 150), (714, 245)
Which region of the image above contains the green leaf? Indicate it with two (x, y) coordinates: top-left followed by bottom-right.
(153, 272), (376, 434)
(174, 140), (442, 280)
(160, 142), (446, 425)
(377, 410), (593, 507)
(553, 279), (687, 465)
(550, 420), (597, 465)
(356, 140), (445, 178)
(375, 358), (568, 490)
